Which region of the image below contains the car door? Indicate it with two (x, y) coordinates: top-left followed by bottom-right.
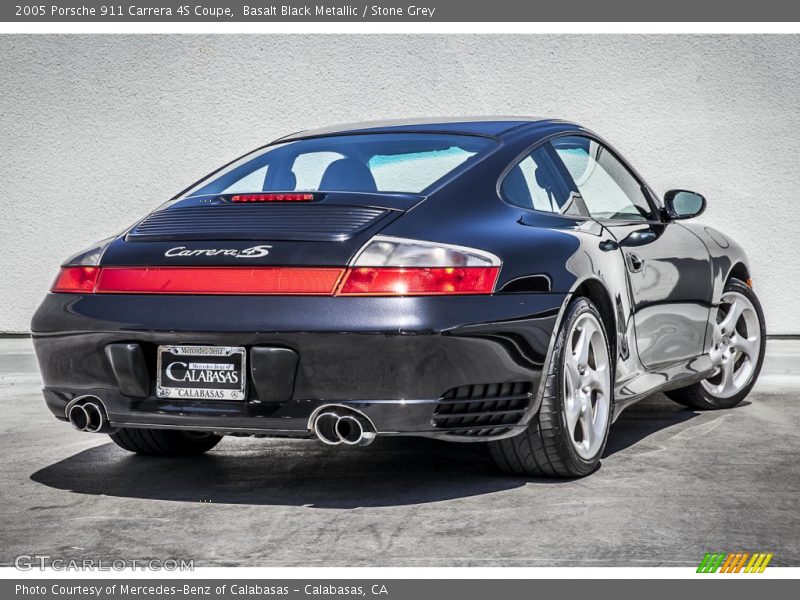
(549, 135), (713, 369)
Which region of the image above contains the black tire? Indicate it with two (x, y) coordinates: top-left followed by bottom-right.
(489, 297), (613, 478)
(665, 278), (766, 410)
(109, 428), (222, 456)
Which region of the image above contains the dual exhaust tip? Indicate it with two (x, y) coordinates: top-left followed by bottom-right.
(69, 397), (374, 444)
(311, 407), (376, 447)
(67, 397), (112, 434)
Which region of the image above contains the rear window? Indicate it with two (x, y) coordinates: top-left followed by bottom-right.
(186, 133), (496, 197)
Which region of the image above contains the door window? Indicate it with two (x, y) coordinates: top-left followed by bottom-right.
(551, 136), (653, 221)
(501, 147), (586, 216)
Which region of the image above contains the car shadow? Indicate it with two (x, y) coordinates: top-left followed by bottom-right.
(602, 393), (752, 456)
(31, 394), (709, 508)
(603, 393), (699, 457)
(31, 436), (526, 508)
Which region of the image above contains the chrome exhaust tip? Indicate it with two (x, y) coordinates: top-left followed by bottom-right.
(65, 396), (113, 434)
(82, 402), (105, 433)
(313, 411), (343, 446)
(310, 406), (376, 447)
(67, 403), (90, 432)
(335, 415), (376, 446)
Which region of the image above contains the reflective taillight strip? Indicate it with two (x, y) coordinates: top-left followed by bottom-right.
(51, 266), (500, 296)
(52, 266), (344, 295)
(97, 267), (345, 295)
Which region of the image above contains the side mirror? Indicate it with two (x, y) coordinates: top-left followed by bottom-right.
(664, 190), (706, 220)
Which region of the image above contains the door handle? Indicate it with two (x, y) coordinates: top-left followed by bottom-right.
(626, 252), (644, 273)
(599, 239), (619, 252)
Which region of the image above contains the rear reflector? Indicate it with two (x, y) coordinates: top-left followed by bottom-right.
(51, 266), (101, 293)
(93, 267), (344, 295)
(337, 267), (500, 296)
(231, 193), (315, 203)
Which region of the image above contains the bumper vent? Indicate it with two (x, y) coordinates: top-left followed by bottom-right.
(432, 381), (532, 437)
(127, 205), (388, 242)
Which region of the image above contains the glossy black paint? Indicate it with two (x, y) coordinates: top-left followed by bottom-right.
(31, 117), (752, 441)
(33, 294), (563, 438)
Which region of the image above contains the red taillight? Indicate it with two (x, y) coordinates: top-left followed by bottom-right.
(50, 266), (499, 296)
(336, 267), (500, 296)
(94, 267), (344, 295)
(231, 193), (315, 203)
(51, 266), (101, 293)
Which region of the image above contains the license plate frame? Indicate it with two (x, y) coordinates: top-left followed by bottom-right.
(156, 345), (247, 401)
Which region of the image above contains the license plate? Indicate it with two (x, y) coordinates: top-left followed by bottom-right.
(156, 345), (246, 401)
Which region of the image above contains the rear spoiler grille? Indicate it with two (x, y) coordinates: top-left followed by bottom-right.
(126, 204), (389, 242)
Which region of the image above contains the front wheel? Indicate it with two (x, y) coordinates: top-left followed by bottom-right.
(665, 278), (766, 410)
(489, 297), (613, 477)
(110, 428), (222, 456)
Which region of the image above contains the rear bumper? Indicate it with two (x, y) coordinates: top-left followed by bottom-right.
(31, 293), (565, 441)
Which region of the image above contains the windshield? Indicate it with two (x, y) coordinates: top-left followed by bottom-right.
(185, 133), (497, 197)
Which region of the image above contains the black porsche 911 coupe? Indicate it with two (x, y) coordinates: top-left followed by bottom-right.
(32, 117), (766, 477)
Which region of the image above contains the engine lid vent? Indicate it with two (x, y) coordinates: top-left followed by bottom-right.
(126, 204), (389, 243)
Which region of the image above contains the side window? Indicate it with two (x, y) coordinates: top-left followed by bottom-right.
(551, 136), (653, 221)
(501, 147), (585, 216)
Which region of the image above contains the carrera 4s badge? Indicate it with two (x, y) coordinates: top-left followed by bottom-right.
(164, 245), (272, 258)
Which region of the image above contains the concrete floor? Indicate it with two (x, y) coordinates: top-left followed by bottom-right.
(0, 338), (798, 567)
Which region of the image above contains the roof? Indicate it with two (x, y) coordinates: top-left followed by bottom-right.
(277, 116), (554, 141)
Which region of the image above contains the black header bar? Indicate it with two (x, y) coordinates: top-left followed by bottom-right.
(4, 0), (800, 22)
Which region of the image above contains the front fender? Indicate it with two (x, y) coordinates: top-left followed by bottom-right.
(681, 223), (750, 303)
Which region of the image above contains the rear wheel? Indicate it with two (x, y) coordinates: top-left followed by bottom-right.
(109, 428), (222, 456)
(666, 278), (765, 410)
(489, 297), (613, 477)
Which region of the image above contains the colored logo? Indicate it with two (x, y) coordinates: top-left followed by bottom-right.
(697, 552), (773, 573)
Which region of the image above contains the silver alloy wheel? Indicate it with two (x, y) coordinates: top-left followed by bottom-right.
(701, 290), (761, 399)
(563, 312), (611, 459)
